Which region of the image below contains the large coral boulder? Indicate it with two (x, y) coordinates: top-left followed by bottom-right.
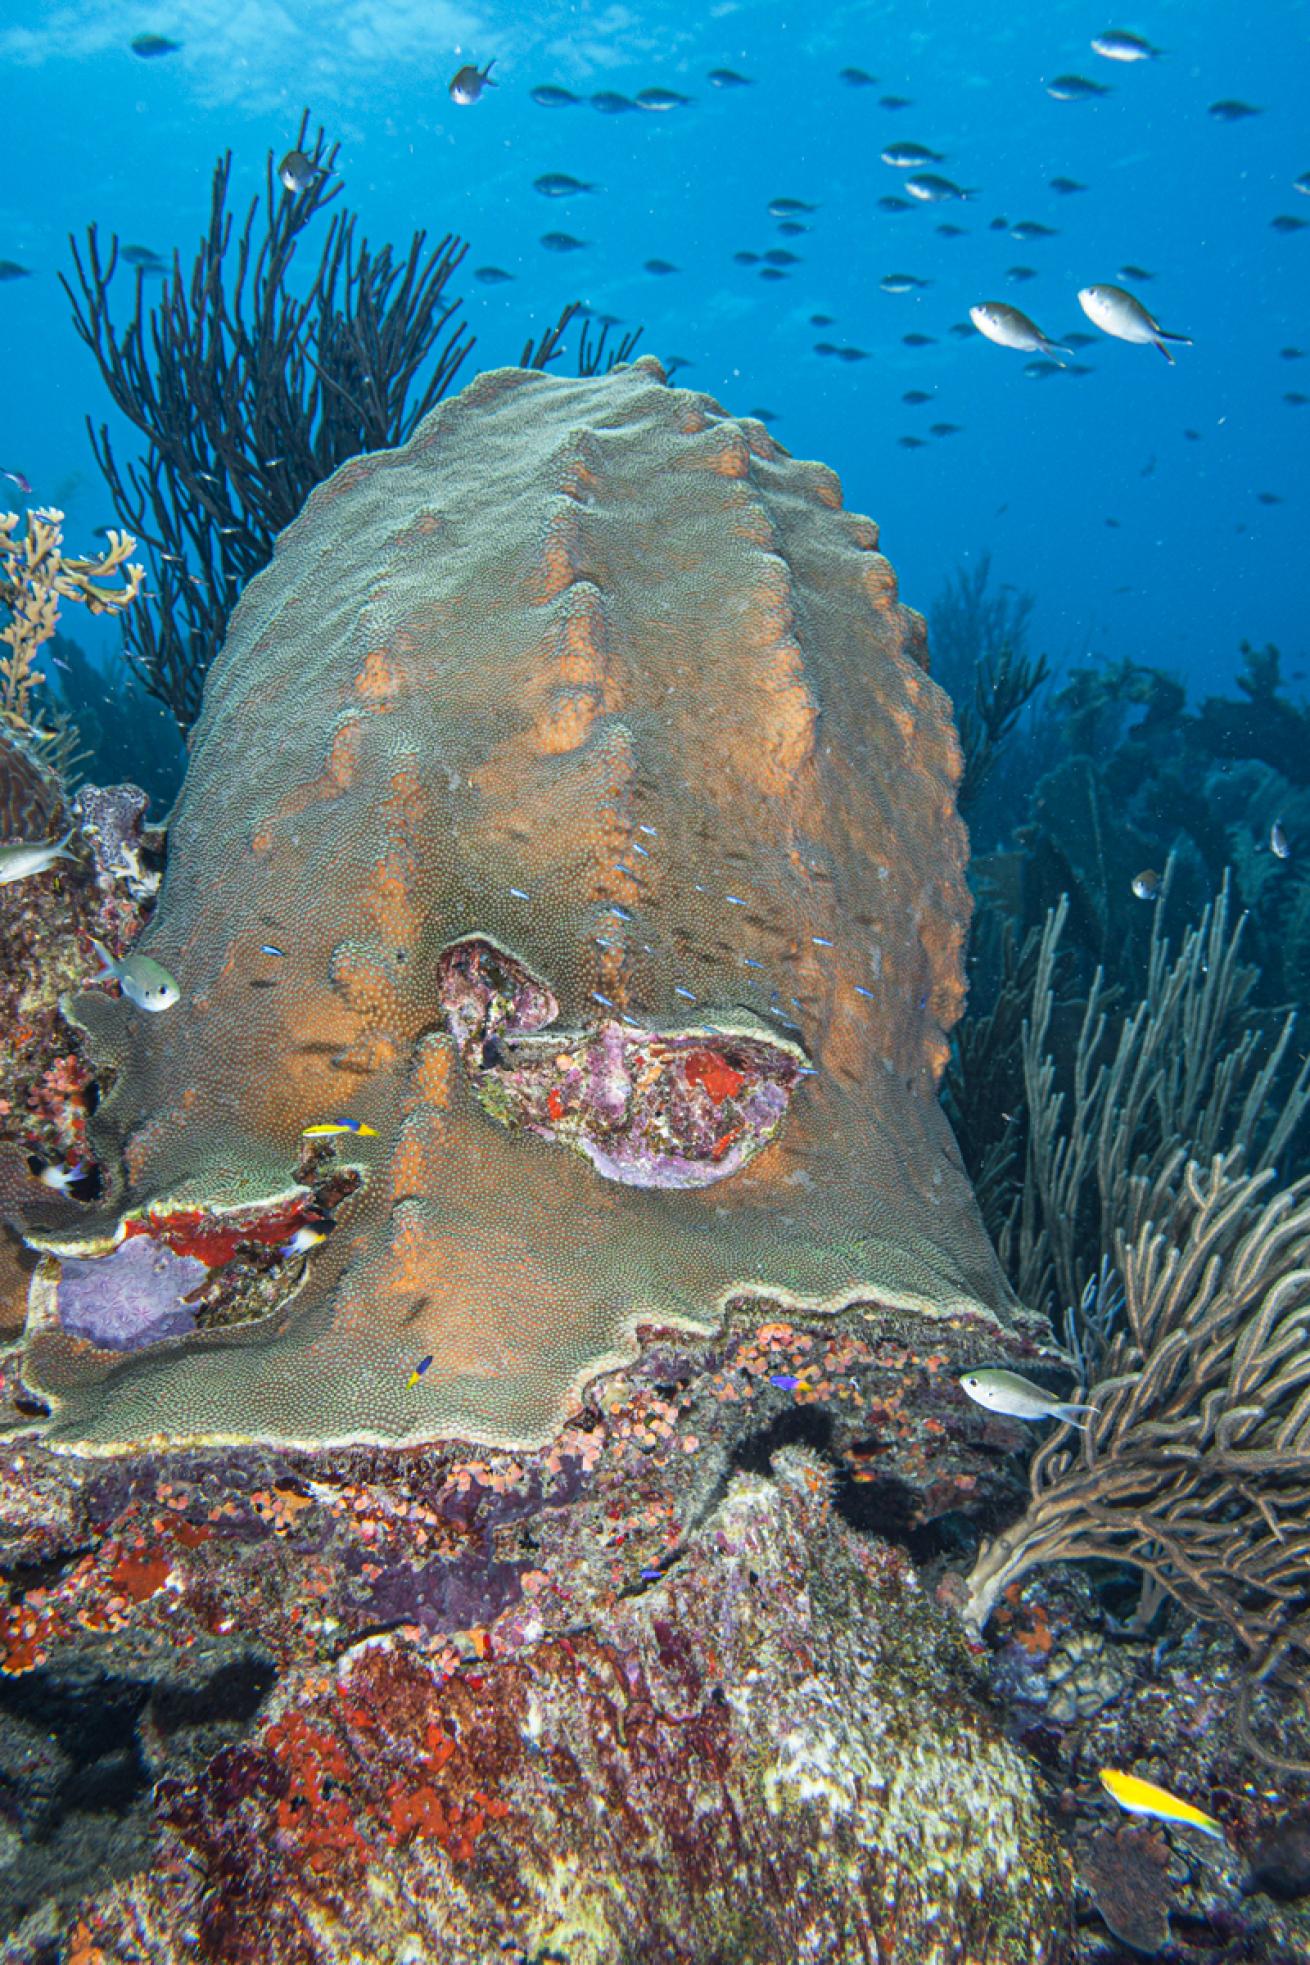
(22, 358), (1014, 1451)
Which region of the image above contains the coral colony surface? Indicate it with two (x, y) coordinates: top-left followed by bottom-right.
(1, 366), (1308, 1964)
(17, 358), (1016, 1454)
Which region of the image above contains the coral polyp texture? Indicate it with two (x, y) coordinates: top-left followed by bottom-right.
(19, 356), (1014, 1451)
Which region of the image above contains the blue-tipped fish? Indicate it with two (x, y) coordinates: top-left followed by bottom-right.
(407, 1353), (434, 1388)
(302, 1118), (378, 1138)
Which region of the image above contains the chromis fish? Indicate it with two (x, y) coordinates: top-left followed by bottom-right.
(406, 1354), (434, 1388)
(1132, 868), (1162, 900)
(533, 173), (596, 198)
(1271, 820), (1291, 860)
(0, 466), (32, 493)
(1091, 29), (1160, 61)
(1046, 73), (1111, 100)
(881, 141), (944, 168)
(635, 87), (691, 111)
(449, 60), (496, 105)
(279, 150), (330, 195)
(1078, 283), (1193, 362)
(969, 302), (1069, 362)
(88, 937), (181, 1011)
(302, 1118), (378, 1138)
(905, 172), (975, 203)
(131, 32), (180, 57)
(0, 830), (76, 886)
(960, 1368), (1098, 1426)
(1100, 1769), (1225, 1840)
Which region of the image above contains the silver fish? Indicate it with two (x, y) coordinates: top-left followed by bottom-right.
(449, 60), (496, 106)
(969, 301), (1069, 361)
(1272, 820), (1292, 860)
(1078, 283), (1192, 362)
(89, 937), (180, 1012)
(881, 141), (944, 168)
(905, 172), (975, 203)
(0, 829), (76, 886)
(1091, 29), (1160, 61)
(1047, 73), (1111, 100)
(881, 272), (931, 293)
(960, 1368), (1098, 1426)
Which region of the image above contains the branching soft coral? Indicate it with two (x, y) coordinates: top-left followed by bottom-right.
(0, 506), (143, 744)
(966, 1155), (1310, 1745)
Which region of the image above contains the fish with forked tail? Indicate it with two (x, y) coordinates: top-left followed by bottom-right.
(960, 1367), (1098, 1426)
(969, 302), (1069, 362)
(1078, 283), (1192, 361)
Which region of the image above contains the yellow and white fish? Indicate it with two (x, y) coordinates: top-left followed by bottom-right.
(1100, 1768), (1226, 1839)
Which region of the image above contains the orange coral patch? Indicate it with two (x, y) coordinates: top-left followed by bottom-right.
(684, 1051), (745, 1103)
(110, 1550), (171, 1603)
(353, 649), (401, 707)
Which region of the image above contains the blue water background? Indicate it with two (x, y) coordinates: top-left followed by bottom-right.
(1, 0), (1307, 700)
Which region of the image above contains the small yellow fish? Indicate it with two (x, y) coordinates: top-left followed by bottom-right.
(406, 1353), (434, 1388)
(1099, 1768), (1225, 1839)
(301, 1119), (378, 1138)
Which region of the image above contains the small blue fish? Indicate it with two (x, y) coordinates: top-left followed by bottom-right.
(260, 943), (287, 957)
(639, 1566), (663, 1580)
(770, 1372), (800, 1391)
(406, 1354), (434, 1388)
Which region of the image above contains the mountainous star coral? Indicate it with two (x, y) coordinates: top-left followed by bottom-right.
(18, 357), (1017, 1452)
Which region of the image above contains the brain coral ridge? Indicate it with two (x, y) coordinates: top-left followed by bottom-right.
(18, 355), (1016, 1452)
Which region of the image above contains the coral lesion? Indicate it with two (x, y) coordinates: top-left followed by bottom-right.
(436, 935), (807, 1188)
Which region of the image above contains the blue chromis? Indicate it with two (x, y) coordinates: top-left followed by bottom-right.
(89, 937), (180, 1011)
(960, 1368), (1098, 1426)
(302, 1119), (378, 1137)
(406, 1354), (434, 1388)
(1100, 1769), (1225, 1839)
